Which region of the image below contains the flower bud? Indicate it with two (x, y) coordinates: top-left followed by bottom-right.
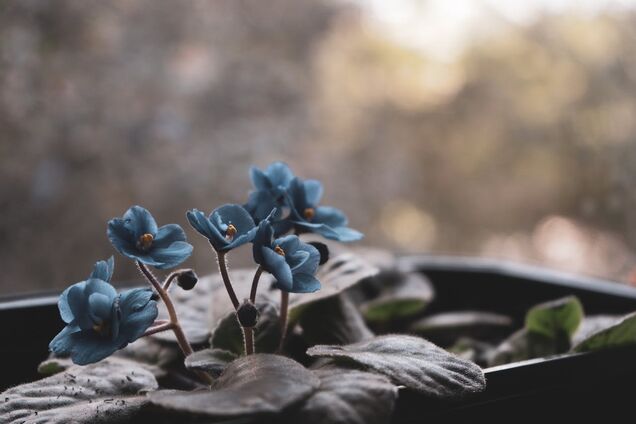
(308, 241), (329, 265)
(177, 269), (198, 291)
(237, 299), (259, 328)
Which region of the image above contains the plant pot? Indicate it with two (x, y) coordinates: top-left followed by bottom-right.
(3, 256), (636, 421)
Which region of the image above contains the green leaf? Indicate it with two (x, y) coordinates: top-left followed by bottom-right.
(299, 293), (373, 346)
(360, 271), (434, 324)
(571, 314), (621, 347)
(572, 311), (636, 352)
(184, 348), (237, 378)
(306, 335), (485, 398)
(488, 329), (560, 366)
(285, 368), (397, 424)
(0, 358), (158, 424)
(525, 296), (583, 339)
(37, 356), (73, 376)
(409, 311), (512, 346)
(211, 301), (282, 355)
(149, 354), (320, 418)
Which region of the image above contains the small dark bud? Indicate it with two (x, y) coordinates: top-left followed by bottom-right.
(308, 241), (330, 265)
(237, 300), (259, 328)
(150, 292), (160, 301)
(177, 270), (198, 291)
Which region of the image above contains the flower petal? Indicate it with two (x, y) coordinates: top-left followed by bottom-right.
(149, 241), (193, 269)
(68, 331), (121, 365)
(250, 166), (269, 191)
(292, 242), (320, 275)
(153, 224), (187, 249)
(88, 292), (114, 324)
(59, 281), (87, 324)
(262, 247), (293, 291)
(265, 162), (294, 188)
(123, 205), (158, 239)
(85, 278), (117, 300)
(252, 221), (274, 264)
(289, 273), (321, 293)
(107, 218), (137, 257)
(313, 206), (348, 228)
(49, 324), (81, 356)
(275, 235), (300, 255)
(67, 283), (93, 330)
(213, 204), (255, 236)
(89, 257), (115, 282)
(303, 179), (323, 207)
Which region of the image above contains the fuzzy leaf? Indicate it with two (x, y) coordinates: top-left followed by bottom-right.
(360, 271), (434, 324)
(285, 368), (397, 424)
(149, 354), (319, 418)
(0, 358), (157, 424)
(572, 311), (636, 352)
(184, 348), (237, 378)
(571, 315), (621, 347)
(409, 311), (512, 346)
(525, 296), (583, 339)
(299, 293), (373, 346)
(211, 301), (282, 356)
(489, 329), (560, 366)
(307, 335), (485, 398)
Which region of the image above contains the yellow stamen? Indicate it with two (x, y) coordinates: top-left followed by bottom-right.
(304, 208), (315, 220)
(274, 245), (285, 256)
(226, 224), (237, 241)
(138, 233), (154, 251)
(92, 322), (110, 336)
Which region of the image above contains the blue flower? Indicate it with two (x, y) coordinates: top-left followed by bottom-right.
(252, 220), (321, 293)
(187, 204), (256, 252)
(50, 260), (158, 365)
(88, 256), (115, 282)
(107, 205), (193, 269)
(283, 177), (363, 242)
(245, 162), (295, 223)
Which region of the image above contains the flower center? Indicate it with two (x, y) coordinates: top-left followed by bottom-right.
(225, 224), (237, 241)
(137, 233), (154, 251)
(92, 321), (111, 337)
(303, 208), (315, 220)
(274, 245), (285, 256)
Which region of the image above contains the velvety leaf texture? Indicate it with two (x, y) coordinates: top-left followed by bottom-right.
(149, 354), (320, 418)
(0, 358), (158, 424)
(299, 293), (373, 346)
(184, 348), (237, 378)
(361, 271), (434, 324)
(285, 368), (397, 424)
(307, 335), (486, 398)
(572, 311), (636, 353)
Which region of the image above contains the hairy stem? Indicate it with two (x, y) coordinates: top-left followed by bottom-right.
(136, 261), (212, 385)
(277, 291), (289, 353)
(142, 322), (174, 337)
(249, 266), (263, 304)
(216, 250), (240, 310)
(162, 270), (182, 291)
(244, 327), (255, 355)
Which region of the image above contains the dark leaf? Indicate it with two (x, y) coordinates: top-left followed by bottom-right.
(360, 271), (434, 324)
(149, 354), (320, 418)
(299, 293), (373, 346)
(115, 336), (181, 379)
(409, 311), (512, 346)
(571, 314), (621, 347)
(572, 311), (636, 352)
(285, 368), (397, 424)
(525, 296), (583, 339)
(306, 335), (485, 398)
(488, 329), (560, 366)
(211, 301), (282, 355)
(184, 348), (237, 378)
(0, 358), (157, 424)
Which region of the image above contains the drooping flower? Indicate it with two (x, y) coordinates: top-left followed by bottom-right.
(252, 220), (321, 293)
(244, 162), (295, 223)
(107, 205), (193, 269)
(187, 204), (256, 252)
(49, 259), (158, 365)
(282, 177), (363, 242)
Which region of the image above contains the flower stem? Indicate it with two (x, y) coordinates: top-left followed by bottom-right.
(136, 261), (212, 385)
(250, 266), (263, 303)
(277, 291), (289, 353)
(244, 327), (255, 355)
(215, 251), (240, 311)
(142, 322), (174, 337)
(162, 270), (182, 290)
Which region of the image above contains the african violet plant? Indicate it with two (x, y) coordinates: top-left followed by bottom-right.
(1, 162), (487, 424)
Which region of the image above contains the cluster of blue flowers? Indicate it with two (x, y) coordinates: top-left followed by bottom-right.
(50, 162), (362, 365)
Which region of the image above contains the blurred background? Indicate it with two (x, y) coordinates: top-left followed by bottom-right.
(3, 0), (636, 295)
